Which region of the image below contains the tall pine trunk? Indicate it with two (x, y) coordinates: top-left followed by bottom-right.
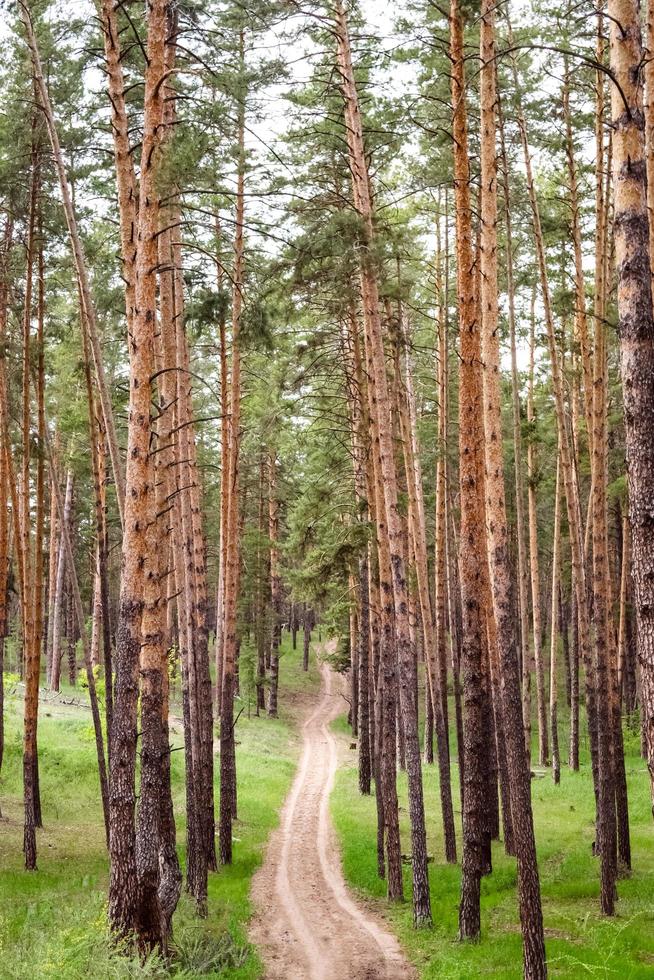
(478, 9), (546, 970)
(22, 144), (40, 868)
(398, 319), (456, 864)
(610, 0), (654, 823)
(591, 37), (618, 910)
(507, 12), (601, 850)
(267, 453), (281, 718)
(0, 218), (10, 780)
(336, 2), (430, 922)
(21, 4), (124, 521)
(526, 306), (548, 767)
(108, 0), (168, 940)
(220, 45), (246, 864)
(450, 0), (488, 940)
(550, 454), (562, 786)
(360, 311), (402, 898)
(41, 424), (110, 846)
(498, 95), (531, 757)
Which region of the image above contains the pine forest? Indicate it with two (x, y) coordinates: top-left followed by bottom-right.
(1, 1), (654, 978)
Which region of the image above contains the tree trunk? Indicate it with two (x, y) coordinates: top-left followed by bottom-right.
(447, 491), (465, 811)
(0, 218), (11, 780)
(498, 93), (531, 758)
(345, 311), (372, 794)
(645, 0), (654, 294)
(108, 0), (168, 941)
(291, 603), (298, 651)
(559, 586), (572, 711)
(434, 202), (451, 752)
(268, 453), (281, 718)
(134, 21), (184, 945)
(591, 34), (619, 911)
(0, 439), (6, 784)
(526, 305), (548, 767)
(22, 4), (125, 522)
(618, 514), (633, 716)
(398, 319), (456, 863)
(363, 332), (402, 899)
(424, 681), (434, 765)
(173, 235), (210, 902)
(100, 0), (138, 341)
(255, 456), (267, 714)
(215, 222), (229, 714)
(32, 226), (46, 830)
(450, 0), (488, 940)
(220, 42), (246, 865)
(507, 12), (600, 832)
(481, 612), (501, 855)
(50, 471), (72, 693)
(550, 453), (562, 786)
(44, 448), (59, 687)
(66, 584), (76, 686)
(563, 57), (594, 452)
(336, 4), (429, 919)
(175, 237), (216, 872)
(0, 439), (5, 777)
(479, 13), (547, 968)
(96, 418), (113, 744)
(79, 285), (113, 743)
(611, 0), (654, 823)
(299, 608), (308, 672)
(358, 557), (372, 793)
(614, 513), (633, 870)
(569, 595), (580, 771)
(157, 170), (195, 927)
(41, 424), (110, 846)
(90, 546), (102, 670)
(350, 597), (359, 734)
(21, 131), (39, 870)
(159, 210), (204, 906)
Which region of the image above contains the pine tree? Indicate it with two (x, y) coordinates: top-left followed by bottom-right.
(609, 0), (654, 822)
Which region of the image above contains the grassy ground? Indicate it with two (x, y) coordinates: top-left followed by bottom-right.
(7, 641), (651, 979)
(0, 634), (320, 980)
(331, 701), (654, 979)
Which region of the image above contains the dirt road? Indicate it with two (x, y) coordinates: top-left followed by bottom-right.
(250, 660), (414, 980)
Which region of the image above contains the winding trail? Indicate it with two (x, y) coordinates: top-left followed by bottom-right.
(250, 658), (414, 980)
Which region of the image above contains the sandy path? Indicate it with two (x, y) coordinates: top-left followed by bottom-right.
(250, 660), (414, 980)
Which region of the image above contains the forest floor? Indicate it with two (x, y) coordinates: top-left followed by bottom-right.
(0, 634), (321, 980)
(249, 648), (414, 980)
(331, 697), (654, 979)
(2, 649), (654, 980)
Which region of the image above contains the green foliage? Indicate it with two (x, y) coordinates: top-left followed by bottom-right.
(186, 289), (230, 336)
(173, 929), (250, 976)
(240, 297), (273, 351)
(235, 641), (260, 715)
(75, 661), (106, 709)
(2, 912), (248, 980)
(0, 0), (642, 976)
(321, 634), (350, 675)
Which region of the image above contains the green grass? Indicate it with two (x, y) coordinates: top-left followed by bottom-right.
(8, 640), (651, 979)
(331, 697), (654, 979)
(0, 635), (321, 980)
